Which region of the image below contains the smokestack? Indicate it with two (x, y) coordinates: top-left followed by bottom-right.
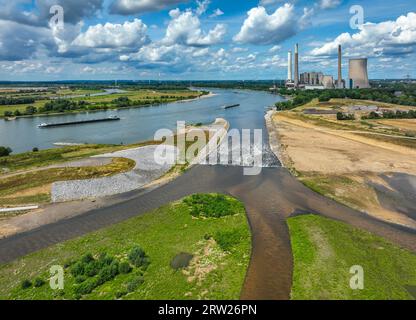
(338, 44), (342, 88)
(294, 43), (299, 87)
(287, 51), (292, 81)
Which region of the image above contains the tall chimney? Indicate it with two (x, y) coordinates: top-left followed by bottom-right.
(287, 51), (292, 81)
(294, 43), (299, 87)
(338, 44), (342, 88)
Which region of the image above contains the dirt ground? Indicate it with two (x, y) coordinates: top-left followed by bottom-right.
(272, 111), (416, 229)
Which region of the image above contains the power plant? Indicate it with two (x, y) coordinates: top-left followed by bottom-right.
(348, 58), (370, 89)
(285, 43), (369, 90)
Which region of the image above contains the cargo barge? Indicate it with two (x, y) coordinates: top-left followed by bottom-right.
(223, 104), (240, 109)
(38, 116), (120, 128)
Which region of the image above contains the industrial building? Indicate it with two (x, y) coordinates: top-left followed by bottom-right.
(300, 72), (324, 85)
(348, 58), (370, 89)
(285, 43), (370, 90)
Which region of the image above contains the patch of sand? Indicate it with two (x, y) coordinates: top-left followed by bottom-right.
(376, 119), (416, 132)
(3, 185), (51, 198)
(274, 113), (416, 175)
(272, 111), (416, 229)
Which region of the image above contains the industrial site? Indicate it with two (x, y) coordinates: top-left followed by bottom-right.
(0, 0), (416, 307)
(285, 43), (370, 90)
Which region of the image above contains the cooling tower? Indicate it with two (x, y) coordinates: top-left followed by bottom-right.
(287, 51), (292, 81)
(348, 58), (370, 89)
(294, 44), (299, 87)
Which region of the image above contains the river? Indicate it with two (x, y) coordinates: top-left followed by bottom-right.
(0, 88), (283, 166)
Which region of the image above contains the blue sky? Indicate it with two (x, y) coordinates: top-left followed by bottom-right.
(0, 0), (414, 80)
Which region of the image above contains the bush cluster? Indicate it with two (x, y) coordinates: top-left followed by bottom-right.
(362, 110), (416, 120)
(71, 253), (126, 296)
(0, 146), (12, 157)
(214, 229), (247, 252)
(183, 194), (239, 218)
(336, 112), (355, 121)
(128, 246), (150, 270)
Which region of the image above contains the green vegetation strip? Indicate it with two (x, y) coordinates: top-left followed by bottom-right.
(288, 214), (416, 300)
(0, 194), (251, 300)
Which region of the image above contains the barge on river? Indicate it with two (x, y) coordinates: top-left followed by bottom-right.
(38, 116), (120, 128)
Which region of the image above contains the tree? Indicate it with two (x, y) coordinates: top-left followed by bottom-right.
(25, 106), (37, 115)
(0, 146), (12, 157)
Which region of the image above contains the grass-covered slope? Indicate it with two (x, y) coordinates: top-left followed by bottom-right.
(0, 194), (251, 300)
(288, 214), (416, 300)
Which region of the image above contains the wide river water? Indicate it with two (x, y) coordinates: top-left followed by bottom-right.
(0, 88), (284, 166)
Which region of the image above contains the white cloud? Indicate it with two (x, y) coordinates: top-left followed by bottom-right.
(110, 0), (187, 15)
(269, 45), (281, 53)
(72, 19), (149, 49)
(231, 47), (248, 53)
(311, 12), (416, 57)
(163, 9), (226, 46)
(259, 0), (283, 5)
(196, 0), (210, 16)
(210, 8), (224, 18)
(233, 4), (311, 45)
(319, 0), (342, 10)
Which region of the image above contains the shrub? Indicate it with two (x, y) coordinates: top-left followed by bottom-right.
(119, 262), (132, 274)
(32, 147), (39, 152)
(70, 261), (86, 277)
(132, 256), (150, 269)
(183, 194), (240, 218)
(84, 261), (99, 277)
(128, 246), (145, 263)
(214, 228), (247, 252)
(0, 146), (12, 157)
(126, 276), (144, 293)
(81, 253), (94, 264)
(34, 277), (45, 288)
(74, 278), (98, 295)
(336, 112), (355, 121)
(75, 275), (87, 284)
(21, 279), (32, 289)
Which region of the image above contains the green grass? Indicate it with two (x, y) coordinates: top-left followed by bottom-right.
(0, 142), (157, 173)
(0, 194), (251, 300)
(288, 214), (416, 300)
(0, 89), (205, 118)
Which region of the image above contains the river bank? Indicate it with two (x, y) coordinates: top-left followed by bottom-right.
(1, 90), (210, 120)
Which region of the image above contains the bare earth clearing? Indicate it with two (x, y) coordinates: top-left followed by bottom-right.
(272, 105), (416, 229)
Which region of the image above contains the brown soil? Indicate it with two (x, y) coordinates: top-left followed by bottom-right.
(273, 112), (416, 229)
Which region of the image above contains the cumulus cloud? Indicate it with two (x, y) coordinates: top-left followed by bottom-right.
(72, 19), (149, 49)
(0, 19), (52, 60)
(311, 12), (416, 57)
(163, 8), (226, 46)
(233, 4), (311, 45)
(110, 0), (187, 15)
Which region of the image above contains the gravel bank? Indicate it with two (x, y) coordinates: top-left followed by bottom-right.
(51, 145), (177, 202)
